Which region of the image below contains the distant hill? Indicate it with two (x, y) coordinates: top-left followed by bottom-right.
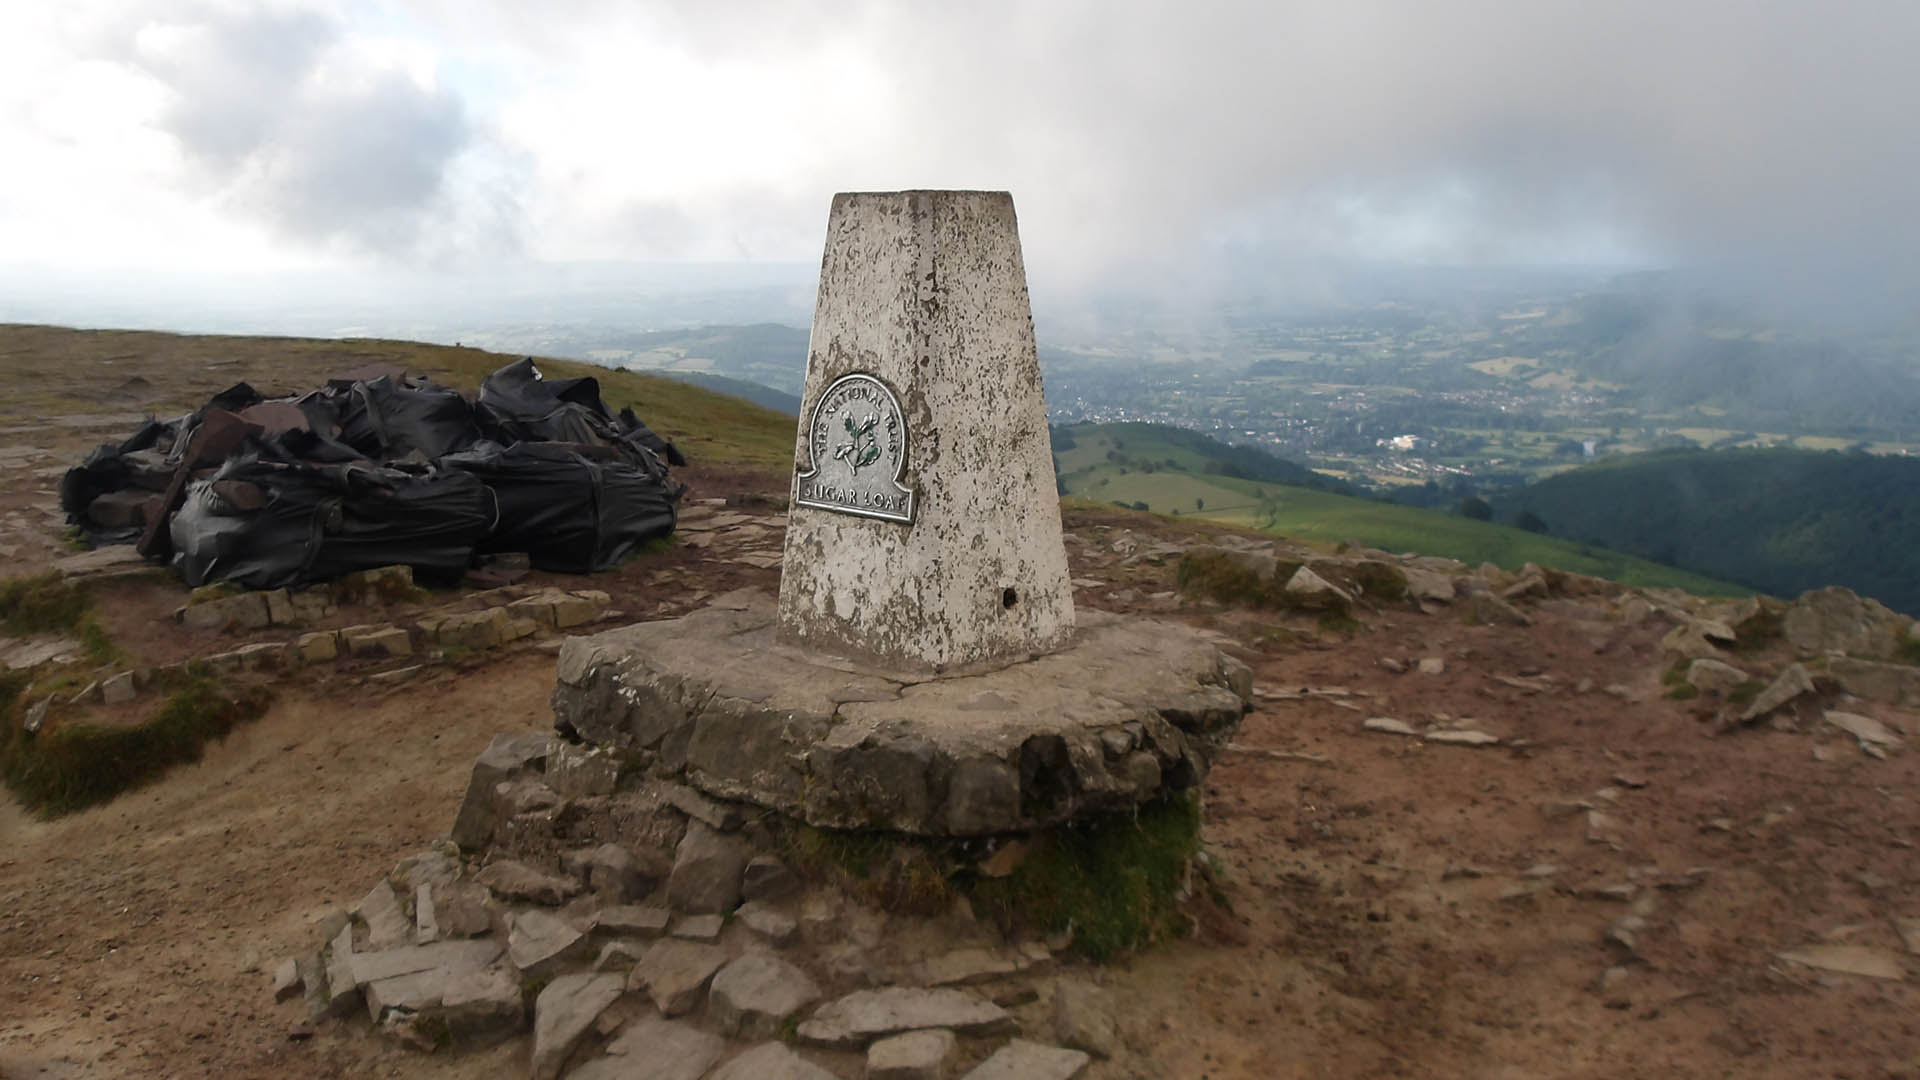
(1499, 447), (1920, 613)
(608, 323), (809, 397)
(1053, 421), (1743, 595)
(654, 370), (801, 415)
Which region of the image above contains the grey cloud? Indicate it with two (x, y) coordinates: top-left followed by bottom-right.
(750, 0), (1920, 318)
(127, 5), (493, 258)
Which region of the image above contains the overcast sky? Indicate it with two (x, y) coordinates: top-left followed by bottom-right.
(3, 1), (1916, 310)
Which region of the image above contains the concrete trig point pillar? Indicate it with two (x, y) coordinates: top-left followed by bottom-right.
(776, 191), (1075, 672)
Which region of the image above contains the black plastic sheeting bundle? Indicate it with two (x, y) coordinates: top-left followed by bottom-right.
(62, 358), (686, 589)
(171, 459), (495, 589)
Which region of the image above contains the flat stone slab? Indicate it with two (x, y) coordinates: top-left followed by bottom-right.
(868, 1029), (956, 1080)
(633, 939), (729, 1016)
(555, 601), (1249, 835)
(709, 952), (822, 1039)
(532, 973), (626, 1080)
(796, 987), (1015, 1049)
(569, 1014), (726, 1080)
(962, 1040), (1091, 1080)
(351, 939), (503, 986)
(709, 1043), (838, 1080)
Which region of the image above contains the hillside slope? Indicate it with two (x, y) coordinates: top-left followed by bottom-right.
(1503, 447), (1920, 613)
(1055, 421), (1745, 595)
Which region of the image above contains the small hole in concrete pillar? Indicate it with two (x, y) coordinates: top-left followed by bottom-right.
(1002, 587), (1018, 609)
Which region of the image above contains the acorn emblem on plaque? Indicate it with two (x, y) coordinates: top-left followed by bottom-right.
(793, 372), (916, 524)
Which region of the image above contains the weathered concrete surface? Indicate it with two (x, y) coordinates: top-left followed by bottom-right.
(775, 190), (1075, 673)
(554, 599), (1249, 835)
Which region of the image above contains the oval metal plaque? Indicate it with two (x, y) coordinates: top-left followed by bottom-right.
(794, 372), (916, 524)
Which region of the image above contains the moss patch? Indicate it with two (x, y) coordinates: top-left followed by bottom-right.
(1, 573), (121, 665)
(778, 793), (1206, 963)
(1, 667), (271, 816)
(969, 793), (1203, 962)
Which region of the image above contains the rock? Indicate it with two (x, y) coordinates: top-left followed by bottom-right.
(1052, 978), (1119, 1058)
(596, 905), (671, 938)
(434, 607), (509, 650)
(667, 821), (750, 914)
(548, 742), (624, 798)
(1825, 711), (1904, 749)
(961, 1040), (1091, 1080)
(1829, 657), (1920, 707)
(531, 973), (626, 1080)
(1402, 567), (1455, 605)
(1502, 573), (1548, 603)
(593, 941), (646, 975)
(553, 591), (606, 629)
(1687, 658), (1750, 694)
(736, 901), (798, 946)
(294, 952), (331, 1020)
(340, 623), (412, 658)
(180, 592), (271, 632)
(921, 947), (1018, 987)
(585, 843), (659, 903)
(294, 631), (338, 663)
(100, 671), (137, 705)
(1660, 624), (1724, 661)
(709, 1043), (838, 1080)
(433, 881), (492, 938)
(449, 731), (554, 851)
(322, 923), (362, 1017)
(22, 697), (50, 733)
(1282, 565), (1352, 611)
(356, 880), (413, 950)
(741, 855), (798, 901)
(709, 953), (823, 1039)
(1425, 729), (1500, 746)
(273, 958), (302, 1003)
(1739, 663), (1816, 723)
(669, 914), (724, 942)
(477, 859), (581, 906)
(1416, 657), (1445, 675)
(1782, 586), (1910, 658)
(663, 782), (747, 831)
(508, 909), (593, 980)
(632, 939), (729, 1016)
(1894, 918), (1920, 956)
(412, 883), (438, 944)
(1468, 590), (1530, 627)
(350, 939), (504, 986)
(436, 964), (525, 1049)
(868, 1029), (957, 1080)
(1776, 945), (1907, 980)
(571, 1014), (726, 1080)
(1363, 716), (1418, 736)
(797, 987), (1016, 1049)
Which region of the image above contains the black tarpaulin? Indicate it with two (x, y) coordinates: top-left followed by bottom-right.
(169, 458), (496, 589)
(61, 356), (685, 589)
(441, 442), (678, 573)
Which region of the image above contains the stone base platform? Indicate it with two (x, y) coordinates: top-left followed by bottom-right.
(553, 593), (1251, 836)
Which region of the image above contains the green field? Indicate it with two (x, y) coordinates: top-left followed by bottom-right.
(1057, 423), (1747, 596)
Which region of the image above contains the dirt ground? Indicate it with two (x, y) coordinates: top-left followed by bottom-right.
(4, 340), (1919, 1079)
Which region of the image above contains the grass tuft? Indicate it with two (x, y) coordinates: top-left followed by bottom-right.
(969, 793), (1203, 962)
(1, 666), (270, 816)
(1, 573), (90, 635)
